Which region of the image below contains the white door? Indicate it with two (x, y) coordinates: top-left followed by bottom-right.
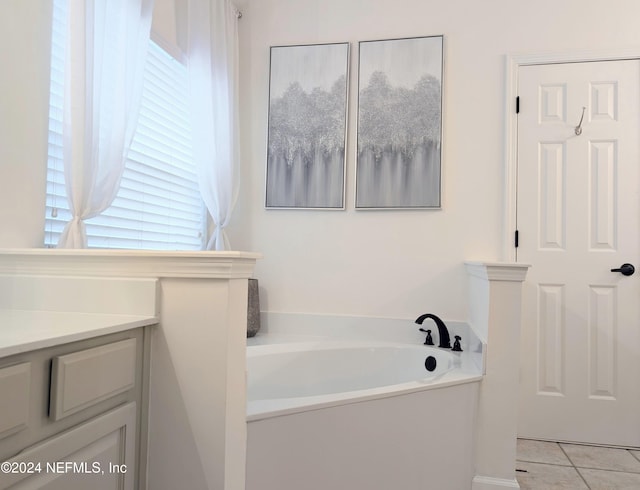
(517, 60), (640, 447)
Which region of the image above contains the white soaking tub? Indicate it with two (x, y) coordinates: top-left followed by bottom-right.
(247, 341), (475, 418)
(246, 335), (483, 490)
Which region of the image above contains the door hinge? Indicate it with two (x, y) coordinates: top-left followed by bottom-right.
(515, 230), (519, 248)
(516, 96), (520, 114)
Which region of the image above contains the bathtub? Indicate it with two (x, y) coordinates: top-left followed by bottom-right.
(246, 333), (483, 490)
(247, 341), (477, 420)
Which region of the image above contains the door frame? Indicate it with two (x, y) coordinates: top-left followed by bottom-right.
(503, 48), (640, 261)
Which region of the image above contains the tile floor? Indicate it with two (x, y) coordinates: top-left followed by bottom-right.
(516, 438), (640, 489)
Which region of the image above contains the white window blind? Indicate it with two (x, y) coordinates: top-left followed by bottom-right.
(45, 0), (204, 250)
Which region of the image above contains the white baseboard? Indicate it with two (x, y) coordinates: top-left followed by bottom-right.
(472, 475), (520, 490)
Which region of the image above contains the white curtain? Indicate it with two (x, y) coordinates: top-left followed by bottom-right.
(187, 0), (241, 251)
(58, 0), (154, 248)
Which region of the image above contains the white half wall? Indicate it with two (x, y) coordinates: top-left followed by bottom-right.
(0, 250), (260, 490)
(466, 262), (529, 489)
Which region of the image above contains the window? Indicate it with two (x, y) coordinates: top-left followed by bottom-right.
(44, 0), (204, 250)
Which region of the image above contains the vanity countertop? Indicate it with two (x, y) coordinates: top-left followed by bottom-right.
(0, 309), (158, 358)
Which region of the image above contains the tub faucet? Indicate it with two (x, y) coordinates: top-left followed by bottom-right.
(415, 313), (451, 349)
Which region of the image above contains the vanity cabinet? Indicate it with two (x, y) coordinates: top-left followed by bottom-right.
(0, 328), (151, 490)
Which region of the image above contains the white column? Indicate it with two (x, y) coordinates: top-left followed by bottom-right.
(465, 261), (529, 490)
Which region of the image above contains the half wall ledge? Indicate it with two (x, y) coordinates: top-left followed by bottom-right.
(0, 249), (262, 278)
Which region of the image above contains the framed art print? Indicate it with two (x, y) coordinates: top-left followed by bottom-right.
(265, 42), (350, 209)
(356, 35), (443, 209)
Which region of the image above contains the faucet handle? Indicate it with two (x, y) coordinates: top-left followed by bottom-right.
(419, 328), (434, 345)
(452, 335), (463, 352)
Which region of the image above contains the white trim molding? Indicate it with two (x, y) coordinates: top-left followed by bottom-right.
(472, 475), (520, 490)
(465, 261), (530, 282)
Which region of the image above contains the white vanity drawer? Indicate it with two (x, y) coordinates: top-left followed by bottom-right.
(0, 363), (30, 440)
(50, 339), (137, 421)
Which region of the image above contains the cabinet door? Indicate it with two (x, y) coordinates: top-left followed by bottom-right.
(0, 363), (30, 440)
(1, 403), (136, 490)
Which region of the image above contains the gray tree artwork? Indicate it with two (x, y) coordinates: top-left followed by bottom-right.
(356, 36), (443, 208)
(266, 43), (349, 208)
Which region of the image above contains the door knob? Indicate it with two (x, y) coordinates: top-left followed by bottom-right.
(611, 263), (635, 276)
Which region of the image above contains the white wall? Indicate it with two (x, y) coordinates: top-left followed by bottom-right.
(236, 0), (640, 320)
(3, 0), (640, 323)
(0, 0), (52, 248)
